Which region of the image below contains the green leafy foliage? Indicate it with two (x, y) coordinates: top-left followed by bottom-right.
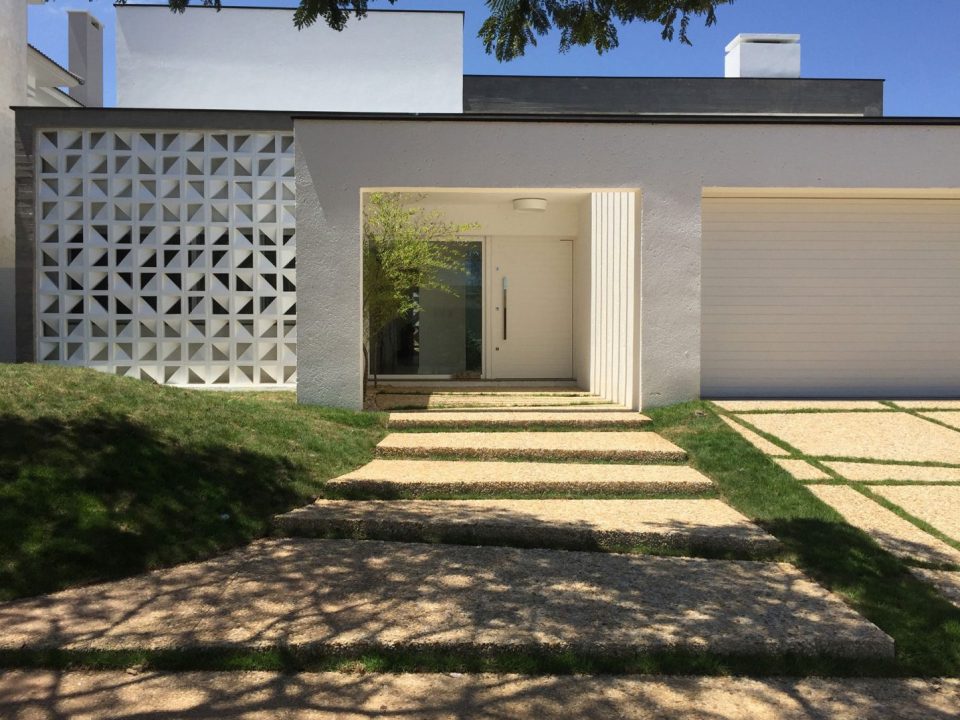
(362, 193), (477, 384)
(107, 0), (731, 61)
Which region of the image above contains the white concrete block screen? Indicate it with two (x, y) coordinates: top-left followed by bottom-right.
(116, 7), (464, 112)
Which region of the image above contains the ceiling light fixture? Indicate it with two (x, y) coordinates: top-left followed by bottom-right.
(512, 197), (548, 212)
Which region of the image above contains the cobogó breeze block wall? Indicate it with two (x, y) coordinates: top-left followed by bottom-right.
(35, 129), (297, 386)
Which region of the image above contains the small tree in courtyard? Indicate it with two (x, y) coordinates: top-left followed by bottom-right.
(362, 193), (477, 400)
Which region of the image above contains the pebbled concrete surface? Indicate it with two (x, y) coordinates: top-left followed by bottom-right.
(823, 462), (960, 483)
(714, 400), (889, 412)
(920, 412), (960, 431)
(718, 416), (788, 456)
(2, 672), (958, 720)
(772, 458), (831, 481)
(274, 499), (780, 553)
(376, 394), (610, 409)
(911, 569), (960, 608)
(387, 410), (651, 429)
(328, 459), (714, 496)
(744, 412), (960, 464)
(872, 485), (960, 542)
(376, 431), (688, 462)
(0, 539), (892, 659)
(893, 400), (960, 410)
(808, 485), (960, 565)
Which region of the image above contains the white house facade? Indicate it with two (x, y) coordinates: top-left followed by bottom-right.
(10, 5), (960, 408)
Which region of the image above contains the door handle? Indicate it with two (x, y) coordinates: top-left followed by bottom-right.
(502, 276), (508, 340)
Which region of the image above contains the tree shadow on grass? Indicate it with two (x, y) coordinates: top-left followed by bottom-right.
(0, 413), (303, 601)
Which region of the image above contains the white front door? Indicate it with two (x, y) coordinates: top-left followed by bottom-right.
(485, 236), (573, 379)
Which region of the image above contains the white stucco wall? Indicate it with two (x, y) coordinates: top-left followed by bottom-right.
(0, 1), (28, 363)
(294, 117), (960, 410)
(116, 7), (463, 112)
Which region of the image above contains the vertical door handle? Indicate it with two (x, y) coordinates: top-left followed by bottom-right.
(502, 276), (508, 340)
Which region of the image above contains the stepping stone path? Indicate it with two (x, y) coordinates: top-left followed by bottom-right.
(2, 672), (956, 720)
(275, 499), (781, 553)
(0, 538), (892, 658)
(387, 410), (651, 428)
(376, 430), (687, 462)
(327, 459), (714, 496)
(0, 388), (903, 716)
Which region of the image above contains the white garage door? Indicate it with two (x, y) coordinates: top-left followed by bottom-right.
(701, 196), (960, 398)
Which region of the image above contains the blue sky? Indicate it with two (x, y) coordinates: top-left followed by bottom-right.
(28, 0), (960, 116)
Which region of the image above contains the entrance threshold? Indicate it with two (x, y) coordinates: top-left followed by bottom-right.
(373, 378), (581, 390)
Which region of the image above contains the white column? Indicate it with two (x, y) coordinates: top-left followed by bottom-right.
(0, 1), (28, 362)
(294, 134), (364, 409)
(637, 185), (702, 409)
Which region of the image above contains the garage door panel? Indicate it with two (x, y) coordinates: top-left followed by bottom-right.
(701, 196), (960, 398)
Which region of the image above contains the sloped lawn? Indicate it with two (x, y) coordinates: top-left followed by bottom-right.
(0, 364), (386, 601)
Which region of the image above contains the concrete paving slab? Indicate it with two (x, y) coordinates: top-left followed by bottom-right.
(893, 400), (960, 410)
(376, 394), (609, 409)
(823, 462), (960, 483)
(0, 539), (893, 659)
(911, 569), (960, 608)
(376, 432), (687, 462)
(274, 499), (779, 553)
(328, 459), (714, 496)
(3, 672), (957, 720)
(920, 412), (960, 431)
(718, 416), (788, 456)
(745, 412), (960, 464)
(808, 485), (960, 565)
(714, 400), (889, 412)
(772, 458), (832, 481)
(872, 486), (960, 542)
(388, 410), (651, 429)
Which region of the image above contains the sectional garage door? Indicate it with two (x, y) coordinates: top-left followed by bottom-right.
(701, 196), (960, 398)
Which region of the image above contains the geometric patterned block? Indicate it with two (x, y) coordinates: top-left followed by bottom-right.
(35, 129), (297, 386)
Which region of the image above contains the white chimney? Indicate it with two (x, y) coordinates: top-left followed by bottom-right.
(725, 34), (800, 79)
(68, 10), (103, 106)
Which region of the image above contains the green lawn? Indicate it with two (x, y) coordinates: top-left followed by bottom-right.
(0, 364), (386, 601)
(648, 402), (960, 677)
(1, 366), (958, 677)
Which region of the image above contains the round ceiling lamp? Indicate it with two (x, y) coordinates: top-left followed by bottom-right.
(512, 197), (548, 212)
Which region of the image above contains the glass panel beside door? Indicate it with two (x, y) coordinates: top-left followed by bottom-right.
(371, 240), (483, 378)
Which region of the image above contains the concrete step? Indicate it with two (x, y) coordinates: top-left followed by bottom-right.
(5, 672), (956, 719)
(274, 499), (780, 554)
(376, 431), (687, 462)
(375, 394), (608, 410)
(0, 539), (893, 660)
(328, 459), (714, 496)
(376, 384), (587, 395)
(387, 410), (651, 429)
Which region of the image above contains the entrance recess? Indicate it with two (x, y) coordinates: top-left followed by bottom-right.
(486, 236), (573, 379)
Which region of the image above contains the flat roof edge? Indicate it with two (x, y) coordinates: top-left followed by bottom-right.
(12, 106), (960, 125)
(464, 74), (885, 83)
